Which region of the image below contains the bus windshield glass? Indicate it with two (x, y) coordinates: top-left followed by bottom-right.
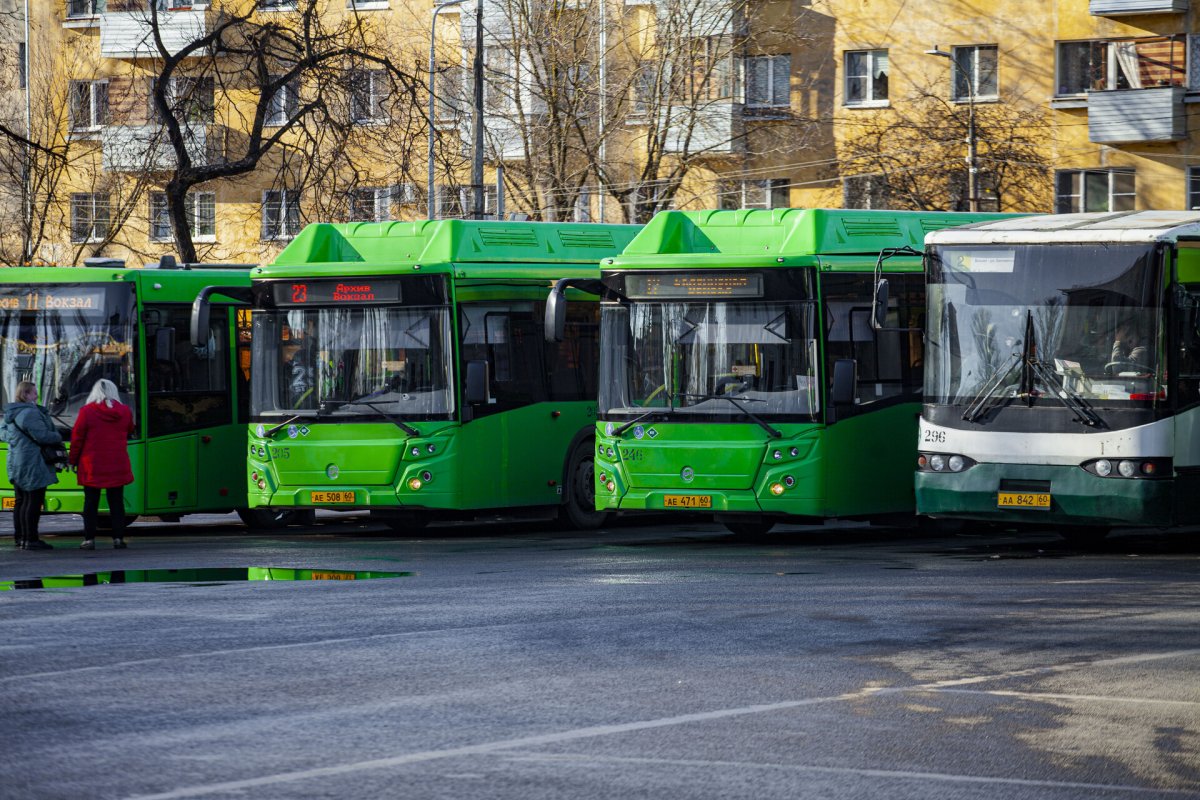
(599, 270), (819, 421)
(251, 305), (455, 420)
(926, 243), (1161, 408)
(0, 283), (136, 430)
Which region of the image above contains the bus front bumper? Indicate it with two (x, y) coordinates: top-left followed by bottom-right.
(915, 463), (1173, 527)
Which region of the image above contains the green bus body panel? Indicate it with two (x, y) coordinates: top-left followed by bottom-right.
(0, 265), (254, 517)
(916, 464), (1175, 528)
(602, 209), (1021, 522)
(1177, 245), (1200, 284)
(250, 220), (636, 514)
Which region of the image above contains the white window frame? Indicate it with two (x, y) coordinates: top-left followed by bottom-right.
(69, 79), (108, 132)
(150, 192), (216, 243)
(257, 0), (297, 10)
(261, 189), (301, 240)
(843, 49), (888, 108)
(346, 0), (389, 8)
(952, 45), (999, 102)
(744, 54), (791, 109)
(70, 193), (110, 244)
(349, 69), (388, 124)
(842, 175), (889, 210)
(1055, 169), (1135, 213)
(1056, 37), (1187, 97)
(719, 178), (789, 210)
(265, 76), (299, 127)
(1188, 166), (1200, 210)
(349, 187), (393, 222)
(66, 0), (105, 19)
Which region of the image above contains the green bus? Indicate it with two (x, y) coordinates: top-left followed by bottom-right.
(916, 211), (1200, 540)
(0, 261), (293, 527)
(547, 209), (1013, 535)
(192, 219), (640, 530)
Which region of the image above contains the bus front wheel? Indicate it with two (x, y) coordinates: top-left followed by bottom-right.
(560, 444), (611, 530)
(237, 508), (314, 530)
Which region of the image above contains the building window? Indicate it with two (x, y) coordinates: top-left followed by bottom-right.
(67, 0), (105, 17)
(844, 49), (888, 106)
(574, 188), (593, 222)
(436, 184), (465, 218)
(1189, 167), (1200, 210)
(71, 193), (110, 243)
(485, 46), (515, 114)
(348, 187), (393, 222)
(258, 0), (297, 9)
(843, 175), (890, 209)
(1056, 37), (1186, 96)
(265, 76), (299, 126)
(17, 43), (25, 89)
(718, 179), (789, 210)
(150, 192), (216, 242)
(349, 69), (388, 123)
(69, 80), (108, 131)
(1055, 169), (1135, 213)
(745, 54), (790, 108)
(154, 76), (215, 123)
(952, 45), (998, 101)
(433, 64), (463, 122)
(262, 189), (301, 240)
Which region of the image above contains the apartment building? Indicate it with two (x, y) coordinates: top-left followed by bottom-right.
(7, 1), (1200, 265)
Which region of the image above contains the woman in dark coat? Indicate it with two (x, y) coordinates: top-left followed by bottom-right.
(1, 381), (64, 550)
(70, 379), (135, 550)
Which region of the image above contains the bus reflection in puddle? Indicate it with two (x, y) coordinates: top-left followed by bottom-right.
(0, 567), (412, 590)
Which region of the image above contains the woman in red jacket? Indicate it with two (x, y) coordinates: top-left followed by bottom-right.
(70, 379), (135, 550)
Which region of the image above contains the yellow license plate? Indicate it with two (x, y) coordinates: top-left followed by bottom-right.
(997, 492), (1051, 510)
(663, 494), (712, 509)
(310, 491), (356, 504)
(311, 571), (356, 581)
(1, 496), (12, 510)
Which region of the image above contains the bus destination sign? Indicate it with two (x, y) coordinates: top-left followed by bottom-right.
(273, 280), (403, 306)
(0, 289), (106, 312)
(625, 273), (763, 299)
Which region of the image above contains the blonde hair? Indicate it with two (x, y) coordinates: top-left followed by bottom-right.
(86, 378), (122, 408)
(14, 381), (36, 403)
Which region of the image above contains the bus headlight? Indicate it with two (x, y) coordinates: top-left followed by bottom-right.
(918, 453), (974, 472)
(408, 478), (422, 491)
(1118, 460), (1137, 478)
(948, 455), (965, 472)
(1095, 459), (1112, 477)
(930, 455), (946, 472)
(606, 481), (616, 492)
(770, 482), (785, 496)
(1083, 457), (1170, 478)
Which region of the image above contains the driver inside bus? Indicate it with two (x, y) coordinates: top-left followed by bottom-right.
(1110, 319), (1149, 368)
(282, 337), (314, 409)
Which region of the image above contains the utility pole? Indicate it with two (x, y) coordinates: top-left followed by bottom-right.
(925, 46), (978, 212)
(471, 0), (485, 219)
(427, 0), (468, 220)
(22, 0), (32, 263)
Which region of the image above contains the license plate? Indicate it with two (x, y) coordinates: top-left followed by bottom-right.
(997, 492), (1051, 510)
(1, 497), (12, 510)
(663, 494), (712, 509)
(311, 571), (356, 581)
(310, 491), (356, 504)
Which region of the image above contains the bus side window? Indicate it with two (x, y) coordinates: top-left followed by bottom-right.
(544, 301), (599, 401)
(460, 303), (546, 417)
(1174, 284), (1200, 410)
(145, 304), (232, 436)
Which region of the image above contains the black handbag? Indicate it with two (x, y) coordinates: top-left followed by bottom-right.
(14, 417), (68, 472)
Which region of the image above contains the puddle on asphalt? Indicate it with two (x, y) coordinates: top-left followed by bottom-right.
(0, 567), (411, 591)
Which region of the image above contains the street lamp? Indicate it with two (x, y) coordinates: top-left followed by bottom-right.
(429, 0), (469, 220)
(925, 46), (978, 212)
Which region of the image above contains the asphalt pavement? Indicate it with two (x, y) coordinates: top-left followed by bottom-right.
(1, 512), (1198, 799)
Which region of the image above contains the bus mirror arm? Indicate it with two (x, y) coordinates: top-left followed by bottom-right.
(871, 279), (890, 330)
(190, 285), (253, 346)
(545, 278), (607, 343)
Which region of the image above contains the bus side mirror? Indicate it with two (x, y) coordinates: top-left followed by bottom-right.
(545, 282), (567, 343)
(191, 294), (212, 347)
(465, 360), (489, 405)
(871, 279), (890, 331)
(155, 327), (175, 363)
(831, 359), (856, 408)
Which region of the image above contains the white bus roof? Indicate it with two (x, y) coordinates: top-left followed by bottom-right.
(925, 211), (1200, 245)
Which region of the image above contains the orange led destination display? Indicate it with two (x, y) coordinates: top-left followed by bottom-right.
(272, 280), (402, 306)
(625, 272), (763, 299)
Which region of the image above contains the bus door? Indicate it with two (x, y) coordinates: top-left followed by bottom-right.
(143, 305), (238, 513)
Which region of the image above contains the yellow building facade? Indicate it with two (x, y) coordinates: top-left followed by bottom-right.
(11, 0), (1200, 265)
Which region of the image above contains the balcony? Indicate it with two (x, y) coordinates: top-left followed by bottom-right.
(102, 124), (225, 172)
(99, 9), (208, 59)
(661, 100), (745, 155)
(1087, 87), (1186, 144)
(1089, 0), (1188, 13)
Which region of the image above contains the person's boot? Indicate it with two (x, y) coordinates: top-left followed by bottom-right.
(79, 539), (95, 550)
(13, 534), (22, 549)
(22, 539), (52, 550)
(112, 538), (127, 549)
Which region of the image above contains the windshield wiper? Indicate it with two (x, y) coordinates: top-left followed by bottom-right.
(678, 394), (782, 439)
(961, 353), (1022, 423)
(262, 414), (305, 439)
(612, 409), (669, 438)
(1025, 357), (1104, 428)
(320, 398), (420, 436)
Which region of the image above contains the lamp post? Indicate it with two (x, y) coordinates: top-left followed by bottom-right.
(925, 46), (977, 213)
(428, 0), (469, 220)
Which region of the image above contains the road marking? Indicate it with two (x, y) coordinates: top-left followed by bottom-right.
(925, 688), (1200, 709)
(120, 648), (1200, 800)
(505, 753), (1200, 797)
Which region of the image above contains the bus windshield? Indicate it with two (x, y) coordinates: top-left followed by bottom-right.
(599, 270), (819, 421)
(0, 283), (137, 430)
(251, 305), (455, 421)
(926, 243), (1161, 410)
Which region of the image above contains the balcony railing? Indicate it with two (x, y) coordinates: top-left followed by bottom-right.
(1087, 87), (1186, 144)
(99, 9), (208, 59)
(1089, 0), (1188, 14)
(102, 123), (225, 172)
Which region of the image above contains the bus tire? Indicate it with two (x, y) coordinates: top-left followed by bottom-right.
(1058, 525), (1110, 546)
(237, 508), (311, 530)
(560, 444), (610, 530)
(721, 517), (776, 537)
